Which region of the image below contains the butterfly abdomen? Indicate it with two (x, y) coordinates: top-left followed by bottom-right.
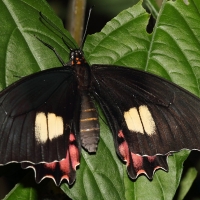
(79, 92), (100, 152)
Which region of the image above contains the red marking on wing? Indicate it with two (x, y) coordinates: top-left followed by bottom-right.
(118, 130), (168, 179)
(21, 132), (80, 186)
(44, 162), (56, 170)
(118, 130), (130, 164)
(69, 132), (76, 141)
(131, 153), (143, 171)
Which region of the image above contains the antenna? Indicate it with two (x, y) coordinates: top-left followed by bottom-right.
(39, 12), (76, 49)
(79, 6), (94, 50)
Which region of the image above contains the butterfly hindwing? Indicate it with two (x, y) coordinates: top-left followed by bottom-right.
(0, 67), (81, 184)
(21, 130), (79, 185)
(91, 64), (200, 179)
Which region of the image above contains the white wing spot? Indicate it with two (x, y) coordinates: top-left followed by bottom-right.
(35, 112), (64, 143)
(47, 113), (64, 140)
(35, 112), (48, 143)
(124, 105), (156, 136)
(139, 105), (156, 136)
(124, 107), (144, 134)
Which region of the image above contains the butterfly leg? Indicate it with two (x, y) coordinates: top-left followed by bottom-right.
(34, 35), (65, 66)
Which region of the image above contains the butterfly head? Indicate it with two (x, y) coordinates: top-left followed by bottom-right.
(70, 49), (86, 66)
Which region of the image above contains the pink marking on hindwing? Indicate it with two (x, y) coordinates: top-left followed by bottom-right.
(118, 130), (130, 165)
(117, 130), (166, 179)
(23, 132), (80, 185)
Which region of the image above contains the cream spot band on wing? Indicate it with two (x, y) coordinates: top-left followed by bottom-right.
(35, 112), (64, 143)
(124, 107), (144, 134)
(124, 105), (156, 136)
(139, 105), (156, 135)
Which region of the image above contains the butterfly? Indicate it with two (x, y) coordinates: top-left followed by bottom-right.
(1, 14), (200, 187)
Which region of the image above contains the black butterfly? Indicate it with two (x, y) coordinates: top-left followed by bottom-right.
(1, 17), (200, 186)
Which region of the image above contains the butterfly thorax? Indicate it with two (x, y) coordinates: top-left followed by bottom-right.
(70, 49), (91, 91)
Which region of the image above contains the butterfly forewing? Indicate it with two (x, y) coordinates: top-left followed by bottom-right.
(0, 67), (80, 164)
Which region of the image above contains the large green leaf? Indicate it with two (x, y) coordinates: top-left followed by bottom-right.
(83, 1), (200, 198)
(0, 0), (73, 199)
(0, 0), (74, 89)
(3, 173), (38, 200)
(0, 0), (200, 199)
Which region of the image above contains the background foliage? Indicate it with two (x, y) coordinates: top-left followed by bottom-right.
(0, 0), (200, 199)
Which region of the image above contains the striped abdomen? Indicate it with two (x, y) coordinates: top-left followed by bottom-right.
(80, 93), (100, 152)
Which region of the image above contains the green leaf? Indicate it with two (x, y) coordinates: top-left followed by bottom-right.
(83, 0), (200, 199)
(0, 0), (200, 200)
(176, 167), (197, 200)
(0, 0), (74, 198)
(0, 0), (74, 89)
(143, 0), (161, 19)
(3, 173), (38, 200)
